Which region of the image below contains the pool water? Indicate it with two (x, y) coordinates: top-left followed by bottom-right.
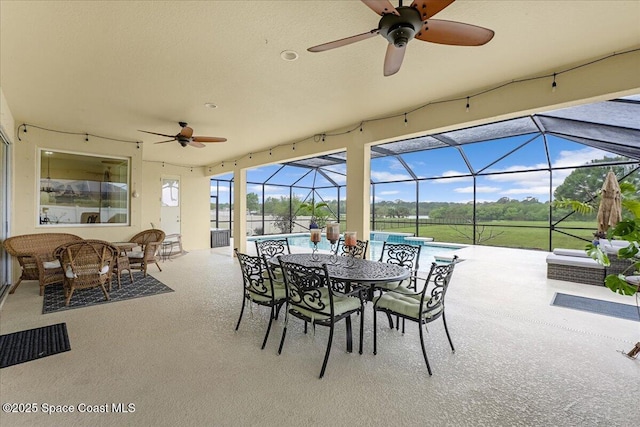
(278, 234), (461, 269)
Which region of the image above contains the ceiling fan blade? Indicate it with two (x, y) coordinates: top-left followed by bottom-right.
(383, 43), (406, 76)
(192, 136), (227, 143)
(139, 130), (175, 138)
(415, 19), (494, 46)
(189, 141), (206, 148)
(410, 0), (455, 19)
(179, 126), (194, 139)
(153, 139), (177, 144)
(308, 29), (379, 52)
(361, 0), (400, 16)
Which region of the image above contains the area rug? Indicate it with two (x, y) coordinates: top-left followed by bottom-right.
(0, 323), (70, 368)
(552, 293), (640, 322)
(43, 272), (174, 314)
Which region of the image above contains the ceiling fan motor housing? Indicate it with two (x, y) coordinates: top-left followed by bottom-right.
(379, 6), (423, 48)
(178, 137), (190, 147)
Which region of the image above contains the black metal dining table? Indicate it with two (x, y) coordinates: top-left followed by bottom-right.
(269, 253), (410, 353)
(269, 253), (410, 299)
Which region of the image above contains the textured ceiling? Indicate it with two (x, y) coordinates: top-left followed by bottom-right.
(1, 1), (639, 167)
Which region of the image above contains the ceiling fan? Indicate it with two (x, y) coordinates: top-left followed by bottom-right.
(139, 122), (227, 148)
(308, 0), (494, 76)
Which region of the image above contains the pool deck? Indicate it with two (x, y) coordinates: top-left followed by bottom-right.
(1, 241), (637, 426)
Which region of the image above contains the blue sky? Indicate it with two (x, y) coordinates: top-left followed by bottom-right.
(212, 134), (621, 204)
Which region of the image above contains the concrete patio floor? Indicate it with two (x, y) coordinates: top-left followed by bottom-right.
(0, 243), (638, 426)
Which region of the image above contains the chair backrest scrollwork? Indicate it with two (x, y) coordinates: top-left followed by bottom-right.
(337, 239), (369, 259)
(378, 242), (421, 287)
(278, 260), (333, 316)
(255, 238), (291, 259)
(235, 249), (275, 299)
(421, 256), (459, 318)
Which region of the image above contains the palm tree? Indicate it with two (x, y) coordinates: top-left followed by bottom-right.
(298, 200), (330, 229)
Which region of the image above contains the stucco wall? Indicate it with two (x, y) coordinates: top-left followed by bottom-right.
(9, 126), (211, 251)
(0, 87), (15, 142)
(10, 126), (142, 241)
(141, 162), (211, 251)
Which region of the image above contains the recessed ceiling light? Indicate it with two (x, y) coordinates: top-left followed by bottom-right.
(280, 50), (299, 61)
(204, 103), (217, 109)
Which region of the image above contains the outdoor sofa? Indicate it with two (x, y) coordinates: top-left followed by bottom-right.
(2, 232), (83, 294)
(546, 239), (633, 286)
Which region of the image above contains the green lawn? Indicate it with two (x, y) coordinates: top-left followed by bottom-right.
(372, 220), (597, 251)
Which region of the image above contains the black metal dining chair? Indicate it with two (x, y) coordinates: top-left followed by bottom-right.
(255, 238), (291, 282)
(337, 238), (369, 259)
(277, 259), (364, 379)
(234, 249), (286, 350)
(373, 256), (459, 375)
(254, 238), (291, 259)
(376, 242), (422, 291)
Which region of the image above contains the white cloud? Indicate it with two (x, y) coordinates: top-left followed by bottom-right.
(431, 170), (473, 183)
(501, 186), (550, 196)
(371, 170), (412, 181)
(378, 190), (400, 195)
(482, 147), (610, 194)
(454, 186), (501, 194)
(552, 147), (609, 168)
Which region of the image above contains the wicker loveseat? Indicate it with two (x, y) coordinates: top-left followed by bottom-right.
(2, 232), (83, 295)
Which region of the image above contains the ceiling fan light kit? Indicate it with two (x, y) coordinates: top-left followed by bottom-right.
(308, 0), (494, 76)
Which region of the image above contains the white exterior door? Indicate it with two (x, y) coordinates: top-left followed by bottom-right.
(160, 176), (180, 235)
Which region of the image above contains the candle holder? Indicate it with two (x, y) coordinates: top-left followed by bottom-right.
(310, 229), (322, 262)
(343, 231), (357, 268)
(326, 222), (340, 264)
(311, 241), (320, 261)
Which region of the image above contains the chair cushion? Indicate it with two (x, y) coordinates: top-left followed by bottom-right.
(599, 239), (631, 254)
(65, 265), (109, 279)
(43, 260), (62, 269)
(249, 281), (286, 303)
(127, 251), (144, 259)
(262, 268), (284, 283)
(374, 287), (443, 320)
(625, 275), (640, 285)
(290, 288), (361, 320)
(545, 254), (604, 269)
(552, 248), (590, 258)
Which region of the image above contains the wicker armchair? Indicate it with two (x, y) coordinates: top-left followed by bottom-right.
(2, 233), (83, 295)
(56, 240), (118, 306)
(127, 229), (165, 276)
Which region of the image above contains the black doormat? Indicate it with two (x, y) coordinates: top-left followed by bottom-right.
(43, 272), (174, 314)
(0, 323), (70, 368)
(552, 293), (640, 322)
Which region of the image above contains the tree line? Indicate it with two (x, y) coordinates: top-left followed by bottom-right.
(212, 157), (639, 230)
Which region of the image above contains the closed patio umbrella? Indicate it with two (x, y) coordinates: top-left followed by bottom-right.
(596, 171), (622, 234)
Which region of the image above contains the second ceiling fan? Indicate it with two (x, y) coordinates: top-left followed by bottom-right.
(308, 0), (495, 76)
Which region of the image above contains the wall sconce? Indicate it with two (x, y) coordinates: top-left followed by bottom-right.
(132, 183), (140, 198)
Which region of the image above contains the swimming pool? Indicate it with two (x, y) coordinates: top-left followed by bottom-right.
(250, 232), (463, 269)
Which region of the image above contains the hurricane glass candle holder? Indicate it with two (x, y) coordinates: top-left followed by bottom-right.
(344, 231), (357, 268)
(310, 229), (321, 261)
(326, 223), (340, 264)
